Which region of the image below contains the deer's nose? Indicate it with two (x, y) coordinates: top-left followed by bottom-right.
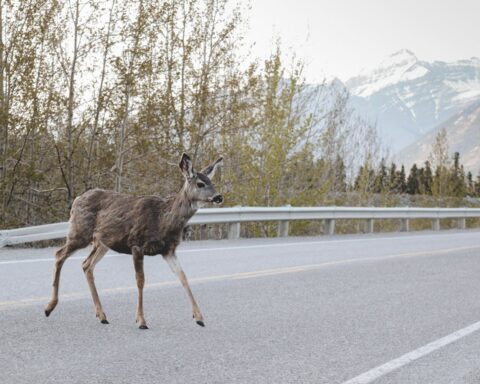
(212, 194), (223, 204)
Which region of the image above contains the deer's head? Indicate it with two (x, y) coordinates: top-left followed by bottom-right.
(179, 153), (224, 208)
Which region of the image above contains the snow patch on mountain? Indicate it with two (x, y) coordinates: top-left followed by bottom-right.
(446, 79), (480, 101)
(344, 50), (480, 153)
(397, 101), (480, 173)
(349, 50), (429, 98)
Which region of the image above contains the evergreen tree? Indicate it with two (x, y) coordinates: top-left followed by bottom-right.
(450, 152), (466, 197)
(421, 161), (433, 195)
(466, 171), (474, 195)
(398, 165), (407, 193)
(354, 161), (376, 198)
(388, 162), (397, 193)
(333, 156), (347, 192)
(354, 166), (364, 191)
(407, 164), (420, 194)
(373, 158), (387, 193)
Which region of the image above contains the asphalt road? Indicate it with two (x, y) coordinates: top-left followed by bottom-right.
(1, 230), (480, 384)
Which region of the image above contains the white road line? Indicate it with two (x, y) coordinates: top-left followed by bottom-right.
(0, 230), (479, 265)
(342, 321), (480, 384)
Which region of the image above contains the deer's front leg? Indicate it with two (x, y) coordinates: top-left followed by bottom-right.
(163, 253), (204, 327)
(132, 246), (148, 329)
(82, 242), (109, 324)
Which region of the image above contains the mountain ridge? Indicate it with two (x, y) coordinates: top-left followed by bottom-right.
(397, 99), (480, 173)
(341, 50), (480, 158)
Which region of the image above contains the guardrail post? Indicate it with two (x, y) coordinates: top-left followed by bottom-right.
(432, 218), (440, 231)
(228, 222), (241, 239)
(227, 205), (241, 239)
(0, 233), (7, 248)
(400, 218), (409, 232)
(277, 204), (290, 237)
(365, 219), (374, 233)
(277, 221), (289, 237)
(324, 219), (335, 235)
(457, 218), (466, 230)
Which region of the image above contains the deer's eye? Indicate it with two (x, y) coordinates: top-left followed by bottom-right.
(196, 182), (205, 188)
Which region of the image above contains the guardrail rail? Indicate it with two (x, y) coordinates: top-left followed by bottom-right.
(1, 206), (480, 247)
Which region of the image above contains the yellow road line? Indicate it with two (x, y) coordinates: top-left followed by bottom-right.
(1, 245), (479, 311)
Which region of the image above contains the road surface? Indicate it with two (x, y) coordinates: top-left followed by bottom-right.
(1, 230), (480, 383)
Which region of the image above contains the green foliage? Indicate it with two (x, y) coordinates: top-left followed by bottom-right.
(0, 0), (478, 233)
(361, 152), (480, 202)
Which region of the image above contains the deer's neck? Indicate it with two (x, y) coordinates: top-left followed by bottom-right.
(165, 187), (197, 233)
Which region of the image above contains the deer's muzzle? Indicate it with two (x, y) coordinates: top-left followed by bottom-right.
(212, 194), (223, 204)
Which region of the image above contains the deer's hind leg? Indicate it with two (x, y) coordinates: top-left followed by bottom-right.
(45, 240), (84, 317)
(82, 240), (109, 324)
(132, 246), (148, 329)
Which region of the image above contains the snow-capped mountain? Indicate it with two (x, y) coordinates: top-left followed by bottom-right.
(345, 50), (480, 152)
(398, 100), (480, 173)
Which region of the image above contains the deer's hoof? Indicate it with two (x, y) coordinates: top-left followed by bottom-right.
(196, 320), (205, 327)
(139, 325), (149, 330)
(100, 319), (109, 324)
(45, 309), (52, 317)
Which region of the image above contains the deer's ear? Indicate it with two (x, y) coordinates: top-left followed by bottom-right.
(179, 153), (195, 179)
(201, 156), (223, 179)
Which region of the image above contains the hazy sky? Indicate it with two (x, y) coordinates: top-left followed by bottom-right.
(245, 0), (480, 82)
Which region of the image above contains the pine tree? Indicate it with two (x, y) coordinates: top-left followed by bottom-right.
(354, 166), (364, 191)
(421, 161), (433, 195)
(373, 158), (387, 193)
(354, 162), (375, 197)
(390, 164), (407, 194)
(398, 165), (407, 193)
(333, 156), (347, 192)
(388, 162), (397, 193)
(407, 164), (420, 194)
(450, 152), (466, 197)
(467, 171), (474, 195)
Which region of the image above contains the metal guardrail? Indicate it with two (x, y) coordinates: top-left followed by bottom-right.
(1, 206), (480, 247)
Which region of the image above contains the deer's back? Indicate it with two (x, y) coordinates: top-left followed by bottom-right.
(68, 189), (176, 255)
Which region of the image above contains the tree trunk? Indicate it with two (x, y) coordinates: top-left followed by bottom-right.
(65, 0), (80, 208)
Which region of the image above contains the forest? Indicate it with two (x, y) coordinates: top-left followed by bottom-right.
(0, 0), (479, 231)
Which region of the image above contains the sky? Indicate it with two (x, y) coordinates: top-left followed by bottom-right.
(244, 0), (480, 82)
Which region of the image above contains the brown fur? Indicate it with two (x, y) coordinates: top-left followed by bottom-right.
(45, 154), (223, 329)
(69, 188), (192, 256)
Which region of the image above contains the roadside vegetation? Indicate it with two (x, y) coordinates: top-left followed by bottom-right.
(0, 0), (478, 236)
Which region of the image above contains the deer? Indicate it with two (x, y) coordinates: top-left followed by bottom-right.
(44, 153), (223, 329)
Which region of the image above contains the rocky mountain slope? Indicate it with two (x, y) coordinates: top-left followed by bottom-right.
(397, 100), (480, 173)
(345, 50), (480, 153)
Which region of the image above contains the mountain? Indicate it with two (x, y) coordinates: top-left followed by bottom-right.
(345, 50), (480, 152)
(397, 100), (480, 173)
